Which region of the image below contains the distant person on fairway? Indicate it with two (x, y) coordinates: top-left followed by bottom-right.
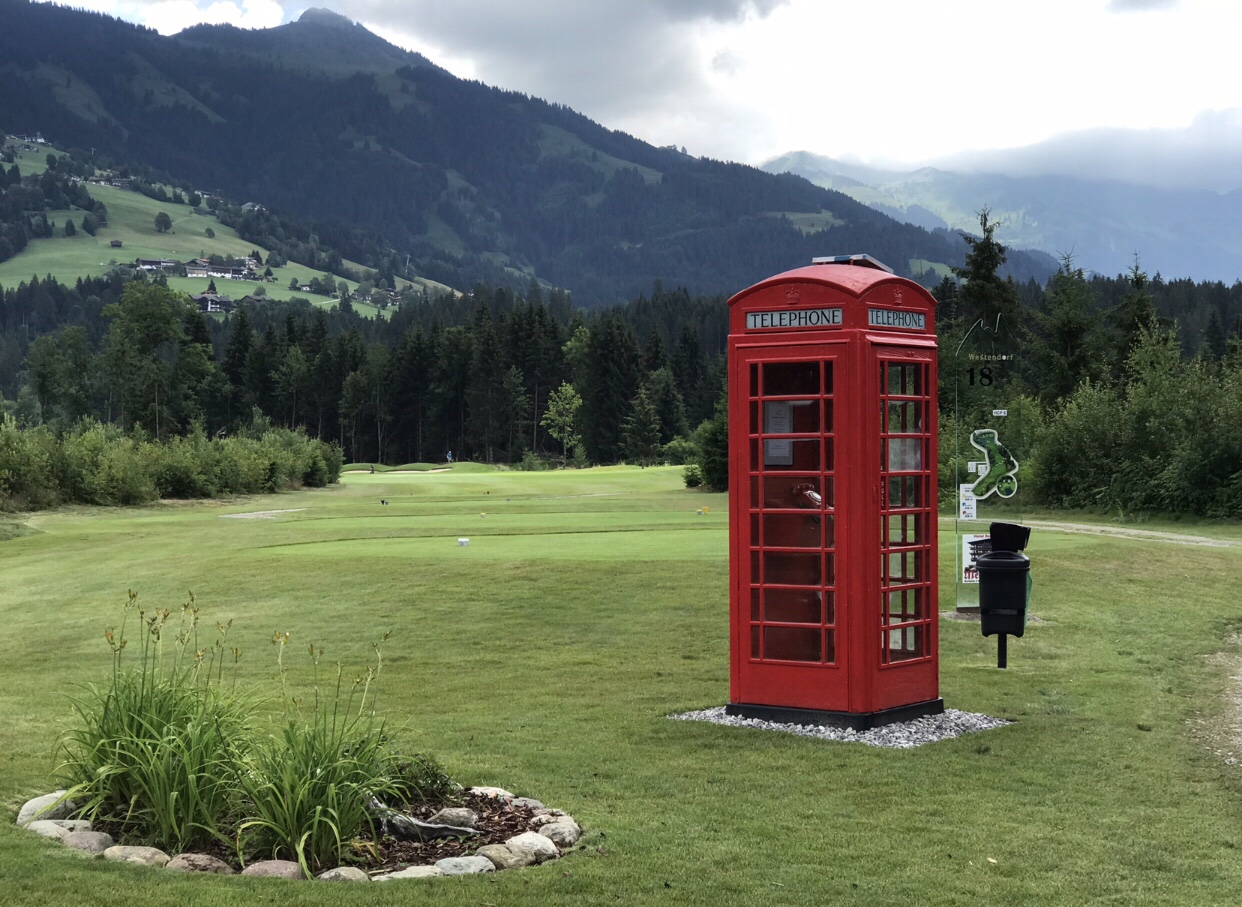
(446, 450), (453, 463)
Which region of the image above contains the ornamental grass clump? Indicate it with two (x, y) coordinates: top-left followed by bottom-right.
(57, 591), (250, 852)
(233, 632), (400, 876)
(55, 593), (436, 876)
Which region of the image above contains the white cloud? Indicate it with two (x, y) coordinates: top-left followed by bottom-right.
(33, 0), (1242, 189)
(144, 0), (284, 33)
(36, 0), (285, 33)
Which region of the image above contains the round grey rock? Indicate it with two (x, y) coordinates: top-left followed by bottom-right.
(373, 865), (444, 881)
(17, 792), (77, 826)
(505, 830), (559, 863)
(166, 853), (236, 874)
(428, 807), (478, 828)
(104, 845), (170, 867)
(467, 786), (513, 799)
(51, 819), (93, 833)
(511, 797), (545, 810)
(23, 820), (71, 840)
(240, 860), (304, 879)
(316, 866), (370, 882)
(539, 819), (582, 846)
(62, 830), (114, 854)
(434, 855), (494, 875)
(476, 843), (533, 870)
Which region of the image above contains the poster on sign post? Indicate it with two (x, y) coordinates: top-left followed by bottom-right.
(961, 533), (990, 584)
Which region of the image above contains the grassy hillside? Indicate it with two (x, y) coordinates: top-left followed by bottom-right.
(0, 141), (452, 315)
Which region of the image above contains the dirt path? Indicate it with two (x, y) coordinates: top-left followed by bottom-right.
(943, 516), (1238, 548)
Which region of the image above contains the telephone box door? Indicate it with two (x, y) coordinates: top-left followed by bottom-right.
(870, 344), (939, 711)
(733, 344), (849, 712)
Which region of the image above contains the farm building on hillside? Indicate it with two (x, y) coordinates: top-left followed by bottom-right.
(135, 258), (177, 271)
(190, 293), (234, 313)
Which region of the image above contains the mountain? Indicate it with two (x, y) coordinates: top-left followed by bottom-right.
(0, 0), (1054, 305)
(175, 8), (443, 77)
(763, 151), (1242, 283)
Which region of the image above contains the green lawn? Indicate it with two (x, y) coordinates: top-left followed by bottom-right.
(2, 466), (1242, 905)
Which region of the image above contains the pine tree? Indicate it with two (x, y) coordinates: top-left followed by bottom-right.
(951, 209), (1022, 331)
(581, 312), (642, 463)
(1107, 256), (1159, 384)
(1025, 255), (1106, 406)
(622, 386), (662, 465)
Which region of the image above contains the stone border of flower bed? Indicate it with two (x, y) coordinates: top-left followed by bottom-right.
(16, 786), (583, 881)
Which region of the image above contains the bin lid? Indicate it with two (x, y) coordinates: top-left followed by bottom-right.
(989, 521), (1031, 552)
(975, 550), (1030, 569)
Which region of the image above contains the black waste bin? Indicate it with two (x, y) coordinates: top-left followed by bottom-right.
(977, 550), (1030, 638)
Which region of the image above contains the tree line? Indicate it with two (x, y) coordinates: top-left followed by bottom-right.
(5, 210), (1242, 516)
(938, 211), (1242, 518)
(6, 277), (727, 474)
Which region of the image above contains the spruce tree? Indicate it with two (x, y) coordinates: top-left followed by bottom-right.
(622, 386), (662, 465)
(951, 209), (1022, 330)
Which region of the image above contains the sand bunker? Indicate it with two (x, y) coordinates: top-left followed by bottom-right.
(221, 509), (306, 519)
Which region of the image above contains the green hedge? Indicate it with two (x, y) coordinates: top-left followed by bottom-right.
(0, 419), (342, 510)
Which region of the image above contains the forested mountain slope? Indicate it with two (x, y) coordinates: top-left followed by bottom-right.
(0, 0), (1053, 304)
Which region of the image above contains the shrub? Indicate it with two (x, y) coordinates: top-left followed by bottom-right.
(0, 419), (62, 510)
(683, 463), (704, 488)
(58, 592), (250, 852)
(662, 436), (697, 466)
(515, 450), (551, 471)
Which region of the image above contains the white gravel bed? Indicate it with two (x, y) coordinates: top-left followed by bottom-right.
(671, 706), (1010, 748)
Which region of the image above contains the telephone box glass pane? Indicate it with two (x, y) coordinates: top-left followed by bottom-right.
(763, 361), (818, 396)
(764, 552), (821, 586)
(888, 626), (924, 661)
(750, 587), (761, 620)
(765, 588), (821, 623)
(791, 400), (820, 433)
(885, 551), (923, 584)
(887, 438), (922, 471)
(885, 363), (925, 396)
(764, 512), (820, 548)
(887, 476), (923, 508)
(887, 400), (924, 433)
(886, 588), (922, 622)
(762, 476), (829, 509)
(751, 625), (761, 658)
(764, 626), (821, 662)
(887, 514), (924, 545)
(764, 438), (820, 470)
(749, 401), (759, 434)
(823, 399), (834, 433)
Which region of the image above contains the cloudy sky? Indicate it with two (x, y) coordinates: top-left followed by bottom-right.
(38, 0), (1242, 190)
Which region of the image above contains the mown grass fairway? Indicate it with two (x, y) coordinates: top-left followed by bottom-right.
(2, 466), (1242, 905)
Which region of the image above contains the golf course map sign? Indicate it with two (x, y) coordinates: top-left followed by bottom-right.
(967, 428), (1019, 499)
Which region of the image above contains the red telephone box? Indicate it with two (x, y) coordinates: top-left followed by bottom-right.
(726, 255), (942, 729)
